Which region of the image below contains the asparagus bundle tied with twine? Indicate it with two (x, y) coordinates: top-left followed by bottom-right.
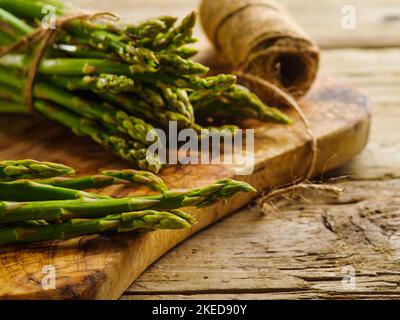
(0, 0), (292, 173)
(0, 159), (256, 245)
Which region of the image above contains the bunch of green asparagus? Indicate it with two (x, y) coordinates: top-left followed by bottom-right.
(0, 159), (256, 245)
(0, 0), (291, 172)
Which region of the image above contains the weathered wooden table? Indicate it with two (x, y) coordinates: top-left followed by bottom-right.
(71, 0), (400, 299)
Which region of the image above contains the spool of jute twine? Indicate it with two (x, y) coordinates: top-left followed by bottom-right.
(200, 0), (320, 102)
(200, 0), (321, 180)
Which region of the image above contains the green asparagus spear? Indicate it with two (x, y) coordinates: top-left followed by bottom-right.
(124, 16), (177, 40)
(102, 169), (168, 193)
(35, 175), (129, 191)
(0, 7), (31, 37)
(157, 81), (194, 123)
(37, 169), (168, 193)
(0, 210), (193, 245)
(0, 179), (256, 223)
(0, 0), (65, 21)
(54, 74), (137, 93)
(159, 53), (209, 75)
(0, 180), (109, 201)
(153, 11), (197, 50)
(192, 85), (293, 124)
(0, 159), (74, 181)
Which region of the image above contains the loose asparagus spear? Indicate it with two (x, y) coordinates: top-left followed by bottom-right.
(0, 210), (193, 245)
(102, 169), (168, 193)
(0, 180), (109, 201)
(0, 179), (256, 223)
(37, 169), (168, 193)
(35, 175), (130, 191)
(0, 159), (74, 181)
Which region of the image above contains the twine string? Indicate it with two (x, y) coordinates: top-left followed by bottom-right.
(233, 70), (344, 211)
(234, 70), (318, 180)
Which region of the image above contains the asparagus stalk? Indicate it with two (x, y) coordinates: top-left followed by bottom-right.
(157, 81), (194, 123)
(102, 169), (168, 193)
(153, 11), (197, 50)
(53, 74), (137, 93)
(0, 159), (74, 181)
(37, 169), (168, 193)
(0, 179), (256, 223)
(0, 180), (109, 201)
(192, 85), (293, 124)
(0, 0), (65, 21)
(124, 16), (177, 40)
(0, 7), (31, 37)
(158, 52), (208, 75)
(35, 175), (129, 190)
(66, 24), (160, 72)
(0, 210), (193, 245)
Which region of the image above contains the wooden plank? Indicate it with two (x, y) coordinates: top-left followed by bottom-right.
(0, 75), (370, 299)
(124, 179), (400, 299)
(69, 0), (400, 49)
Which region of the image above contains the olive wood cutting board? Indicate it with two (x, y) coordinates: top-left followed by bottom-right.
(0, 71), (371, 299)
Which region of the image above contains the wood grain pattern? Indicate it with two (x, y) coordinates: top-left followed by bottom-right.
(0, 73), (371, 299)
(124, 179), (400, 300)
